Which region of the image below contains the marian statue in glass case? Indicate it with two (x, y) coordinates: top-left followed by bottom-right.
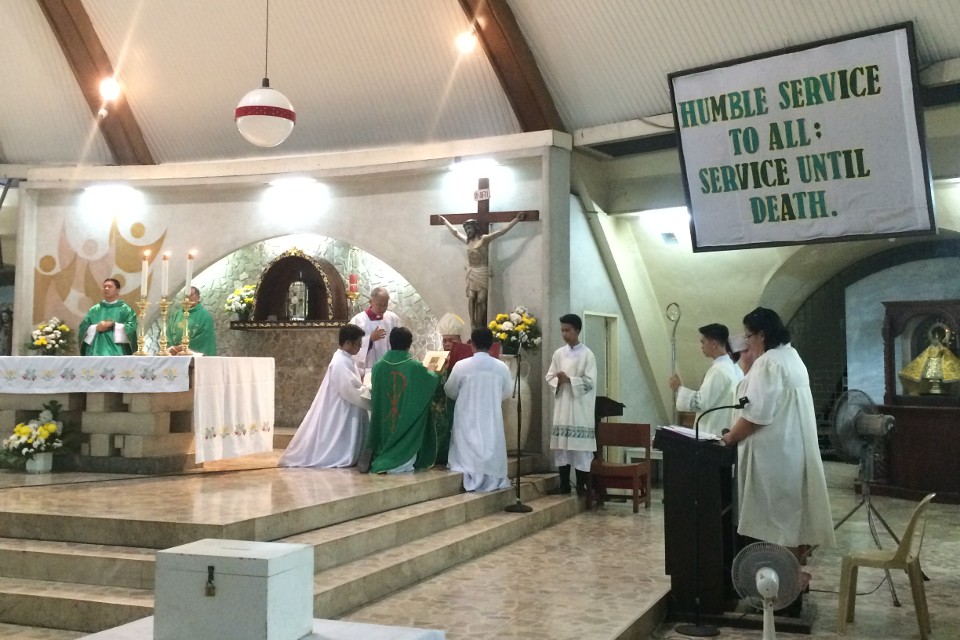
(898, 321), (960, 395)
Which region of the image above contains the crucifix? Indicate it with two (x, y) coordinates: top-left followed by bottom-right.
(431, 178), (540, 330)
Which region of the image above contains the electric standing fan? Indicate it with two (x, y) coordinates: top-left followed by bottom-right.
(829, 389), (903, 605)
(731, 542), (803, 640)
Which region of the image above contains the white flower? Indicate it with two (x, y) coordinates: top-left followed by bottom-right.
(509, 312), (522, 324)
(514, 305), (528, 316)
(500, 321), (515, 332)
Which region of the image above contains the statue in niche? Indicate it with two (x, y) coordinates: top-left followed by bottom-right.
(898, 321), (960, 395)
(438, 212), (525, 330)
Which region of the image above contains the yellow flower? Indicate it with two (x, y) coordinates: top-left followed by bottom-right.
(34, 337), (48, 346)
(527, 317), (536, 324)
(496, 313), (509, 322)
(499, 332), (508, 340)
(487, 320), (498, 330)
(516, 323), (528, 332)
(58, 324), (70, 332)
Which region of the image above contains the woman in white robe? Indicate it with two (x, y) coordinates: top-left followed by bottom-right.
(280, 326), (370, 468)
(720, 307), (835, 552)
(669, 323), (743, 436)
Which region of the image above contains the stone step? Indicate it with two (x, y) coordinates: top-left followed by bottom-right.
(0, 538), (155, 589)
(0, 577), (153, 633)
(312, 492), (581, 619)
(0, 622), (85, 639)
(281, 474), (554, 572)
(0, 472), (466, 548)
(0, 467), (565, 635)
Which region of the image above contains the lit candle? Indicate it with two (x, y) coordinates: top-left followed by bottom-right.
(141, 250), (150, 298)
(161, 252), (170, 297)
(349, 273), (358, 294)
(184, 251), (195, 297)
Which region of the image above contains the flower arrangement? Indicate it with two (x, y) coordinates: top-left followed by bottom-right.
(225, 284), (256, 314)
(489, 305), (542, 354)
(1, 401), (65, 460)
(29, 317), (72, 355)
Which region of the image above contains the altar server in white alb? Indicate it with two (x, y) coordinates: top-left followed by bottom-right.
(668, 323), (743, 436)
(444, 327), (513, 491)
(720, 307), (835, 561)
(350, 287), (401, 377)
(279, 324), (371, 468)
(545, 314), (597, 496)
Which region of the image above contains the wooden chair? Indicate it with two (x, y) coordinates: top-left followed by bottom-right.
(837, 492), (936, 639)
(587, 422), (651, 513)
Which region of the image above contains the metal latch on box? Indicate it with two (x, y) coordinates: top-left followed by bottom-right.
(205, 565), (216, 596)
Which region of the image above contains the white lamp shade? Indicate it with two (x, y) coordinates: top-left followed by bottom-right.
(235, 85), (296, 147)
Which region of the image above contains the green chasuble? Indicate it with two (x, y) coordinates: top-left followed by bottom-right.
(428, 368), (454, 465)
(78, 300), (138, 356)
(367, 350), (440, 473)
(167, 304), (218, 355)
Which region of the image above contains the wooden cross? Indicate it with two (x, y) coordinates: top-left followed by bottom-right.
(429, 178), (540, 235)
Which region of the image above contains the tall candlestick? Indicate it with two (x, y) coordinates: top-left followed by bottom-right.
(185, 251), (195, 295)
(161, 252), (170, 297)
(141, 250), (150, 298)
(349, 273), (358, 295)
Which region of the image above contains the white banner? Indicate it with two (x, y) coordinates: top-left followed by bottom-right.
(670, 24), (935, 251)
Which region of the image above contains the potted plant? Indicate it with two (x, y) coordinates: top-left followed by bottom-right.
(1, 401), (66, 473)
(27, 317), (72, 355)
(225, 284), (257, 322)
(488, 306), (542, 355)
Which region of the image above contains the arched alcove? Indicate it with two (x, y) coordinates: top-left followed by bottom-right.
(252, 248), (348, 322)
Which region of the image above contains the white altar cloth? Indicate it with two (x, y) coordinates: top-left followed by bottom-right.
(0, 356), (191, 393)
(79, 616), (445, 640)
(193, 357), (275, 463)
(0, 355), (275, 464)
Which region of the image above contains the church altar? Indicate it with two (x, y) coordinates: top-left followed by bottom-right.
(0, 356), (274, 465)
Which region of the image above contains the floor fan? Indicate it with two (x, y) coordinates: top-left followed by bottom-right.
(731, 542), (803, 640)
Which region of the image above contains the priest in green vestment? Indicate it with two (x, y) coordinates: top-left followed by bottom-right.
(365, 327), (440, 473)
(78, 278), (138, 356)
(167, 287), (218, 355)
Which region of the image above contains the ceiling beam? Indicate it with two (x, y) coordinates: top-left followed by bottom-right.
(459, 0), (565, 133)
(36, 0), (154, 165)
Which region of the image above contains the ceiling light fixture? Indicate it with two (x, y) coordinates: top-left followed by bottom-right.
(456, 28), (478, 54)
(99, 77), (121, 101)
(235, 0), (296, 147)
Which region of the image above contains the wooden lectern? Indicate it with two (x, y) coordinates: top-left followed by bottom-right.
(654, 428), (738, 616)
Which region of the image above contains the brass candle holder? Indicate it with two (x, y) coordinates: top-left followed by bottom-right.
(176, 297), (196, 356)
(134, 297), (150, 356)
(158, 296), (171, 354)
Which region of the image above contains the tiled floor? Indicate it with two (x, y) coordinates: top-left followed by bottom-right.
(1, 459), (958, 640)
(344, 462), (960, 640)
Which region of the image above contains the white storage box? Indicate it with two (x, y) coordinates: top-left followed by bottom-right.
(155, 539), (313, 640)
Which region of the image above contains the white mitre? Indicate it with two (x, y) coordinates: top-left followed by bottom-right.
(436, 313), (465, 337)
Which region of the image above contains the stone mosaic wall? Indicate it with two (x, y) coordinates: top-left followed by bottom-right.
(146, 234), (438, 427)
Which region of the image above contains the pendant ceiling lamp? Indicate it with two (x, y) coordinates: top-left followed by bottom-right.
(235, 0), (296, 147)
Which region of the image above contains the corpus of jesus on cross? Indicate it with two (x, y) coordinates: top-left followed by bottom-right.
(430, 178), (540, 330)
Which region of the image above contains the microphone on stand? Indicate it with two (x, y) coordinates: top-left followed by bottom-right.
(674, 395), (748, 638)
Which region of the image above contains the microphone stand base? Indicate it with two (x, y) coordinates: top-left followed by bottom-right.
(675, 623), (720, 637)
(504, 500), (533, 513)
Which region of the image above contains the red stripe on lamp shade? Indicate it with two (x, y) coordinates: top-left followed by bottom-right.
(234, 106), (296, 122)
